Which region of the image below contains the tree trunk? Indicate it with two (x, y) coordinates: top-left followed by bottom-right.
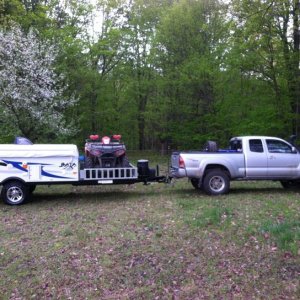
(138, 95), (147, 150)
(291, 0), (300, 135)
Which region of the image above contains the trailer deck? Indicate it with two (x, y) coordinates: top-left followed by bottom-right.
(80, 166), (138, 181)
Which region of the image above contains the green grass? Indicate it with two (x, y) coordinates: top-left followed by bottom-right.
(0, 158), (299, 299)
(260, 220), (300, 254)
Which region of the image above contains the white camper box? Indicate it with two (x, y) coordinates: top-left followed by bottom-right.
(0, 144), (79, 183)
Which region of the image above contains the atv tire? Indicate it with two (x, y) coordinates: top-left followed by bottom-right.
(84, 156), (94, 168)
(121, 157), (130, 167)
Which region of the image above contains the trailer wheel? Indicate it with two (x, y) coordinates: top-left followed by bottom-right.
(191, 178), (201, 190)
(1, 181), (29, 205)
(203, 170), (230, 195)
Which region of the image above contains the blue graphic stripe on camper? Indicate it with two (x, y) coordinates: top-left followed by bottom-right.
(3, 160), (28, 172)
(2, 160), (72, 179)
(41, 168), (72, 179)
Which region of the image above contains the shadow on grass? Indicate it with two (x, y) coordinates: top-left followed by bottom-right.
(229, 187), (287, 195)
(170, 186), (288, 197)
(28, 189), (149, 206)
(34, 185), (291, 202)
(0, 184), (292, 208)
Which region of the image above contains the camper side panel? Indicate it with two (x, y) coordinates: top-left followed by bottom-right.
(0, 145), (79, 183)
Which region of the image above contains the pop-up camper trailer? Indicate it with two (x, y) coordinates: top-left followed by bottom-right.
(0, 144), (79, 183)
(0, 137), (166, 205)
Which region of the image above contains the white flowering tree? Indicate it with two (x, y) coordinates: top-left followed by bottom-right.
(0, 25), (77, 142)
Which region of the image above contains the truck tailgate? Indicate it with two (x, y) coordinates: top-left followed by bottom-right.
(171, 152), (180, 168)
(170, 152), (187, 178)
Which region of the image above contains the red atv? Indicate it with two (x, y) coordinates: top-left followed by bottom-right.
(84, 134), (130, 168)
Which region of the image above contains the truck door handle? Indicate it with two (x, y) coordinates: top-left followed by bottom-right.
(269, 155), (275, 159)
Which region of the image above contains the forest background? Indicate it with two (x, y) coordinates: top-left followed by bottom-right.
(0, 0), (299, 151)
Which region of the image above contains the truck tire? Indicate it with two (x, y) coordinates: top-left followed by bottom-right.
(203, 141), (218, 152)
(1, 181), (29, 205)
(203, 170), (230, 195)
(191, 178), (201, 190)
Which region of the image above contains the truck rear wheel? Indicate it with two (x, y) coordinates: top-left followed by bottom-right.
(203, 170), (230, 195)
(1, 181), (29, 205)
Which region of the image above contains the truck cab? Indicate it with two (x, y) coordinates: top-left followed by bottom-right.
(239, 136), (299, 179)
(171, 136), (300, 195)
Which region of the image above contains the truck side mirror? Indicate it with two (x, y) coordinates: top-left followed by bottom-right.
(292, 147), (298, 153)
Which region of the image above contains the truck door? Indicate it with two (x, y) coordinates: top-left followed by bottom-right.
(266, 139), (300, 177)
(245, 139), (268, 177)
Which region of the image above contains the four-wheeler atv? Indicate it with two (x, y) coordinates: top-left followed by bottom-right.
(84, 134), (130, 168)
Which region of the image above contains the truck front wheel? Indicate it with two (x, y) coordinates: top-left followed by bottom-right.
(203, 170), (230, 195)
(1, 181), (29, 205)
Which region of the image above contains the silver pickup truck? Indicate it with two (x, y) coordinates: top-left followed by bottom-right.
(171, 136), (300, 195)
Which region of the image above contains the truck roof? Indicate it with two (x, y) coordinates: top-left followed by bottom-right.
(231, 136), (286, 140)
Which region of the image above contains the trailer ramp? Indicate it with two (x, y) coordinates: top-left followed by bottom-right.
(80, 167), (138, 183)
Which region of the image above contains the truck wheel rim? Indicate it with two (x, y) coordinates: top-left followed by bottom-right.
(209, 176), (225, 192)
(7, 187), (23, 203)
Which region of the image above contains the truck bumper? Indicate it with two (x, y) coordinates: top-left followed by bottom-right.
(170, 167), (187, 178)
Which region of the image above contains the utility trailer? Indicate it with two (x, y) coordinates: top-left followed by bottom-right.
(0, 143), (166, 205)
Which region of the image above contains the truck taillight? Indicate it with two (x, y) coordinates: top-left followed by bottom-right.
(179, 156), (185, 168)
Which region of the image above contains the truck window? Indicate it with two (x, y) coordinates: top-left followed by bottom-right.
(249, 139), (264, 153)
(230, 140), (242, 151)
(266, 139), (293, 153)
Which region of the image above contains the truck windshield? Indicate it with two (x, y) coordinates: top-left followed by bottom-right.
(266, 139), (293, 153)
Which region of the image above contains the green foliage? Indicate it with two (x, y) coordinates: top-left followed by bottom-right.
(0, 0), (25, 27)
(178, 198), (233, 228)
(191, 206), (233, 228)
(0, 0), (299, 148)
(260, 220), (300, 254)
